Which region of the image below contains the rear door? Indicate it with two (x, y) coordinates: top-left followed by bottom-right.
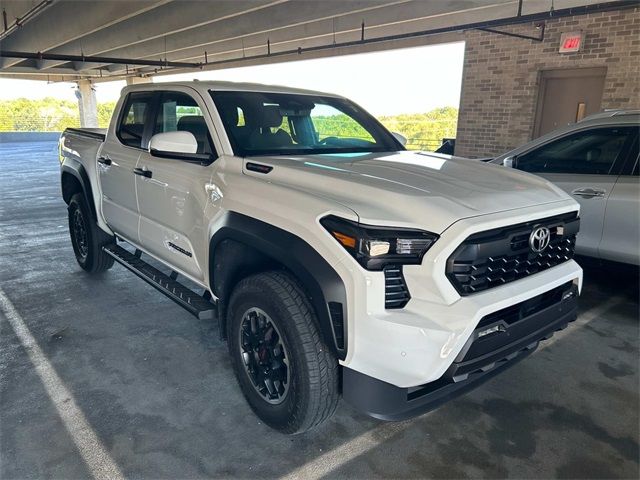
(135, 89), (219, 282)
(599, 139), (639, 265)
(514, 126), (636, 258)
(99, 91), (155, 243)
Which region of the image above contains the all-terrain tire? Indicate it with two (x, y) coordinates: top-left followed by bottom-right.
(68, 193), (114, 273)
(227, 271), (340, 434)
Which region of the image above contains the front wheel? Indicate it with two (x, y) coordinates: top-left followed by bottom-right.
(227, 271), (339, 434)
(68, 193), (114, 273)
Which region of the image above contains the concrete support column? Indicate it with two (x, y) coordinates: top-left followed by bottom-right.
(126, 76), (152, 85)
(76, 79), (98, 128)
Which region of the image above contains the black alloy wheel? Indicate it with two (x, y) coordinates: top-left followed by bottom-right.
(239, 307), (291, 404)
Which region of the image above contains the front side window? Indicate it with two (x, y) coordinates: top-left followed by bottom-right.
(211, 90), (400, 156)
(117, 92), (154, 148)
(154, 91), (215, 156)
(517, 127), (635, 175)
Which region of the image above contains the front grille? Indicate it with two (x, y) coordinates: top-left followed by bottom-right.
(384, 265), (411, 309)
(447, 212), (579, 295)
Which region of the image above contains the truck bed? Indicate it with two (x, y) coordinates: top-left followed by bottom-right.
(64, 127), (107, 141)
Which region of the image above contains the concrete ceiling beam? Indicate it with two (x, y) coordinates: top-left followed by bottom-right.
(0, 0), (169, 69)
(85, 0), (411, 70)
(105, 0), (515, 73)
(29, 0), (287, 70)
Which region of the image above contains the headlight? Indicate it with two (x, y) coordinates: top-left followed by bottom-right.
(320, 215), (438, 271)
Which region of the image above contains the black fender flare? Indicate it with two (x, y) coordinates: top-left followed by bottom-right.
(209, 211), (348, 359)
(60, 157), (97, 220)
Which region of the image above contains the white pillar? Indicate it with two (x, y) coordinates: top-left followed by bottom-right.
(76, 80), (98, 128)
(126, 76), (152, 85)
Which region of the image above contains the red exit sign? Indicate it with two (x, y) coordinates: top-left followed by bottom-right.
(559, 31), (583, 53)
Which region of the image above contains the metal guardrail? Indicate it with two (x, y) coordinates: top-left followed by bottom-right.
(0, 115), (454, 152)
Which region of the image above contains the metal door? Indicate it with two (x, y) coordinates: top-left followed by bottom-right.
(515, 126), (636, 258)
(599, 143), (639, 265)
(135, 89), (219, 283)
(98, 91), (155, 243)
(533, 68), (606, 138)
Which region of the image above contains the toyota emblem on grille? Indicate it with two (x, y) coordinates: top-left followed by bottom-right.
(529, 226), (551, 253)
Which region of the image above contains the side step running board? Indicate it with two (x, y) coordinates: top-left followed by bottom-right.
(103, 244), (216, 320)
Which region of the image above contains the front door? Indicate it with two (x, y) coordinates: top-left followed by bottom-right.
(99, 91), (155, 243)
(599, 145), (639, 265)
(515, 126), (637, 258)
(533, 68), (606, 138)
(135, 90), (219, 282)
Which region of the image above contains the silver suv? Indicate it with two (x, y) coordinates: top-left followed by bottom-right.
(492, 110), (639, 265)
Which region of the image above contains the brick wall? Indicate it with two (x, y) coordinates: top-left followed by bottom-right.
(455, 7), (640, 158)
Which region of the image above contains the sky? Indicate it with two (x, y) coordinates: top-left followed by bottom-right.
(0, 42), (465, 116)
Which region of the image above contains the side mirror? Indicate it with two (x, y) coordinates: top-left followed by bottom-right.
(149, 131), (198, 155)
(503, 156), (518, 168)
(392, 132), (407, 147)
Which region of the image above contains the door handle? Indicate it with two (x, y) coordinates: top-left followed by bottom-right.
(571, 187), (605, 198)
(133, 167), (152, 178)
(98, 156), (112, 166)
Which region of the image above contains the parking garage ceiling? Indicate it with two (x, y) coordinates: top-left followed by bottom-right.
(0, 0), (628, 82)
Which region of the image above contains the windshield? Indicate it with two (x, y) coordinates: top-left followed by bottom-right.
(210, 90), (402, 156)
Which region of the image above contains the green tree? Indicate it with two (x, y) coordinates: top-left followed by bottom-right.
(98, 101), (116, 128)
(0, 98), (458, 152)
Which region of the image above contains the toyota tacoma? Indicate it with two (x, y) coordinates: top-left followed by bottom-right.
(59, 81), (582, 433)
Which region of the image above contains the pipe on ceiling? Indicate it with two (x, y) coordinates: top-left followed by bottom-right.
(0, 50), (201, 69)
(0, 0), (53, 42)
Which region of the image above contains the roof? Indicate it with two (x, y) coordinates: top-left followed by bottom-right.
(136, 80), (343, 98)
(579, 109), (640, 122)
(0, 0), (620, 82)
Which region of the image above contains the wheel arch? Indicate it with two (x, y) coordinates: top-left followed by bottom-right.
(61, 159), (97, 220)
(209, 212), (348, 360)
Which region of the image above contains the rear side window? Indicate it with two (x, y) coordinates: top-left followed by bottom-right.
(153, 91), (216, 157)
(517, 127), (636, 175)
(117, 92), (154, 149)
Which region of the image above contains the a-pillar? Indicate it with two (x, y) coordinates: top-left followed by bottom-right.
(76, 79), (98, 128)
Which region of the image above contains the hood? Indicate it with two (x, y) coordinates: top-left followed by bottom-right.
(243, 151), (570, 233)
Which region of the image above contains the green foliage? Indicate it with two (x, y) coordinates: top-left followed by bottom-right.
(0, 98), (118, 132)
(0, 98), (80, 132)
(97, 101), (116, 128)
(378, 106), (459, 151)
(0, 98), (458, 151)
(312, 114), (374, 141)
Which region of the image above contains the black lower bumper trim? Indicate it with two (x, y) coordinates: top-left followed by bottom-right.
(343, 285), (578, 421)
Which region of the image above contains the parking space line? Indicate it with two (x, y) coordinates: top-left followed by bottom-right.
(539, 295), (623, 351)
(0, 288), (124, 480)
(281, 422), (408, 480)
(283, 296), (625, 480)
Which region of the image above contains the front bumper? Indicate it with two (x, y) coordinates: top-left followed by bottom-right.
(343, 282), (578, 420)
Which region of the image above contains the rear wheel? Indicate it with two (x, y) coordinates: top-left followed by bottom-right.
(227, 271), (339, 434)
(68, 193), (114, 273)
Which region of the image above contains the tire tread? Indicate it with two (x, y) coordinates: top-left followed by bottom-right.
(228, 271), (339, 433)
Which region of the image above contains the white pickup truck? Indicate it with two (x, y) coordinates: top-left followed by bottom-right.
(60, 81), (582, 433)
